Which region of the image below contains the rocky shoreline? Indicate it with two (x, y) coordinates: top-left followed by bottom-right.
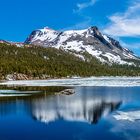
(2, 73), (77, 81)
(4, 73), (53, 81)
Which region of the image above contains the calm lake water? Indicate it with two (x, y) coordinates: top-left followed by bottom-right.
(0, 86), (140, 140)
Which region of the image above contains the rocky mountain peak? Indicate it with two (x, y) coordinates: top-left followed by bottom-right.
(25, 26), (139, 65)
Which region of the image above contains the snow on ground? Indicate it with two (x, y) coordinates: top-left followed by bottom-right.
(102, 53), (134, 65)
(1, 77), (140, 87)
(28, 27), (138, 65)
(55, 40), (134, 65)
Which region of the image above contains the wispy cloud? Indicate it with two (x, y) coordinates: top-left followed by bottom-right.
(62, 17), (92, 31)
(104, 1), (140, 37)
(74, 0), (98, 13)
(70, 0), (98, 30)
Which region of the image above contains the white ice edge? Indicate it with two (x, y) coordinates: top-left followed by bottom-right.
(0, 90), (41, 97)
(113, 111), (140, 122)
(0, 90), (40, 94)
(1, 77), (140, 87)
(0, 93), (32, 97)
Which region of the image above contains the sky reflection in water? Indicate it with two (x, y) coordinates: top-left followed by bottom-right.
(0, 86), (140, 140)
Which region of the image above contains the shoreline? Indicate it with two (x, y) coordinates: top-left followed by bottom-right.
(1, 77), (140, 87)
(3, 72), (140, 81)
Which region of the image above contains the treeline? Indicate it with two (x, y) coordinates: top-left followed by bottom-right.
(0, 43), (140, 80)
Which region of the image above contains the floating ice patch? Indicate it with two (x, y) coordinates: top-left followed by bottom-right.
(0, 90), (40, 94)
(0, 94), (31, 97)
(0, 90), (41, 97)
(113, 111), (140, 122)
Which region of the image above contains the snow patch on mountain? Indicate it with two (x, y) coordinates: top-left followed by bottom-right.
(103, 34), (111, 43)
(25, 26), (139, 65)
(28, 27), (59, 44)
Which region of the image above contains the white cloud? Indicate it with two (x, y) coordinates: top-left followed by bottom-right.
(71, 0), (98, 30)
(104, 1), (140, 37)
(74, 0), (98, 12)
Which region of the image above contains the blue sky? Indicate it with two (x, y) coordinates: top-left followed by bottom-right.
(0, 0), (140, 55)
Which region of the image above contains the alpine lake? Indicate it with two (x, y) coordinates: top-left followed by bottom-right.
(0, 78), (140, 140)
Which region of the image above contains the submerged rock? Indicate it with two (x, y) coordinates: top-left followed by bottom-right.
(56, 89), (75, 95)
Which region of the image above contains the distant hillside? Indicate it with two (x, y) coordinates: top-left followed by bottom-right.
(0, 43), (140, 80)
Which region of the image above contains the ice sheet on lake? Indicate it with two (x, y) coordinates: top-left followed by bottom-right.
(0, 94), (31, 97)
(113, 111), (140, 122)
(1, 77), (140, 87)
(0, 90), (40, 94)
(0, 90), (41, 97)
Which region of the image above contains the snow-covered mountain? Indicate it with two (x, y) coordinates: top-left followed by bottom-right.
(25, 26), (139, 65)
(0, 39), (24, 47)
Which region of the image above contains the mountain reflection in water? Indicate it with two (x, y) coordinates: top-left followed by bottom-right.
(0, 87), (123, 124)
(31, 94), (122, 124)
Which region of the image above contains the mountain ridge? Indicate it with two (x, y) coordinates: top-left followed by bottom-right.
(0, 25), (140, 67)
(25, 26), (139, 65)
